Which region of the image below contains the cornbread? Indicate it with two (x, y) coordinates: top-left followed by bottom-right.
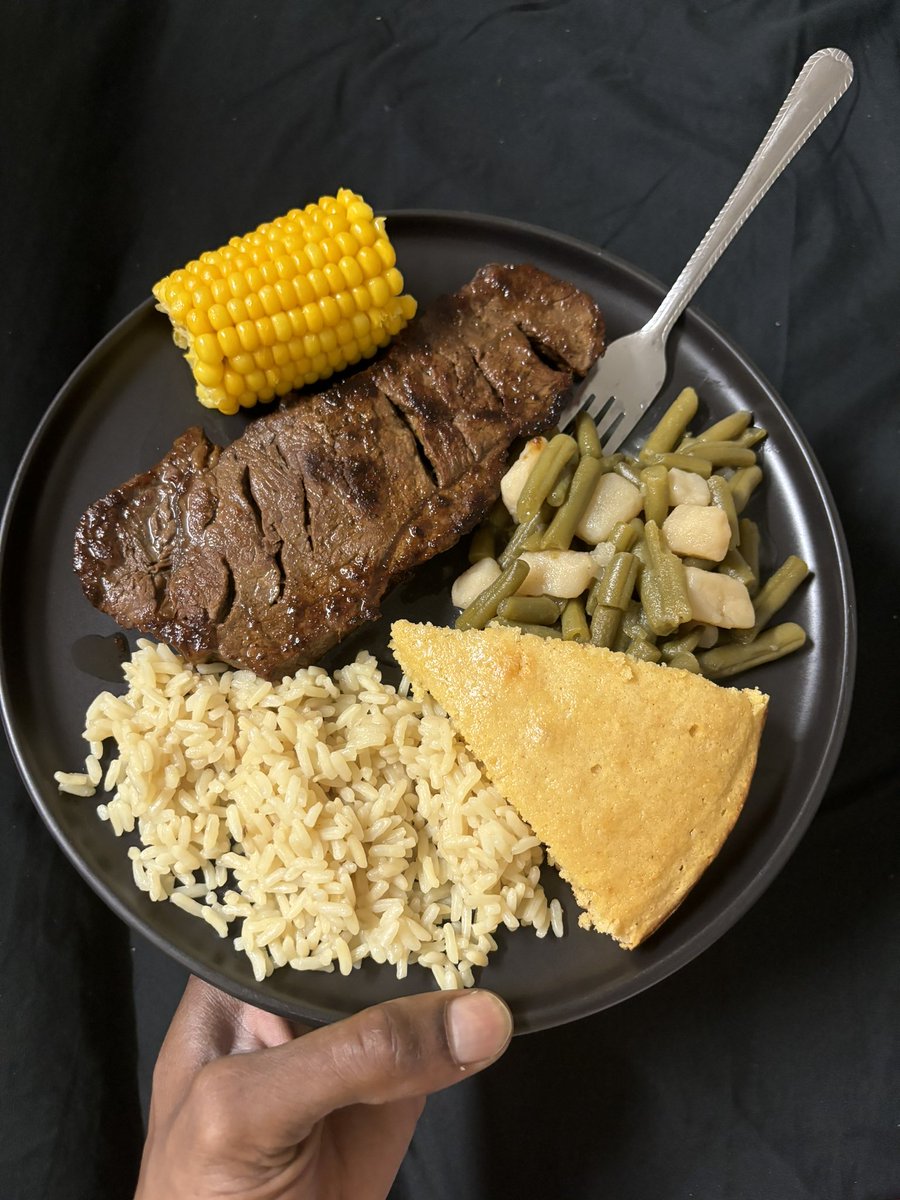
(390, 620), (768, 949)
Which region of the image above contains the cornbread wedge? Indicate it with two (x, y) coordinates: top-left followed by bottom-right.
(390, 621), (768, 949)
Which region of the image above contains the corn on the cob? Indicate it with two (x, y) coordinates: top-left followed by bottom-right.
(152, 188), (417, 415)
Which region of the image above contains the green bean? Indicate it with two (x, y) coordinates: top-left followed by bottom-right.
(640, 463), (669, 528)
(735, 426), (768, 449)
(614, 458), (643, 488)
(594, 551), (639, 611)
(642, 387), (699, 455)
(541, 455), (605, 550)
(515, 433), (578, 524)
(590, 605), (621, 648)
(638, 520), (693, 637)
(497, 510), (547, 569)
(738, 518), (760, 594)
(575, 412), (602, 458)
(668, 650), (701, 673)
(599, 453), (625, 472)
(659, 627), (703, 659)
(561, 597), (590, 642)
(718, 547), (757, 591)
(707, 474), (739, 549)
(621, 600), (657, 645)
(681, 556), (715, 571)
(638, 450), (712, 478)
(612, 626), (631, 653)
(626, 637), (663, 663)
(456, 558), (529, 631)
(728, 466), (763, 514)
(681, 442), (757, 468)
(687, 410), (752, 445)
(732, 555), (810, 644)
(608, 520), (638, 553)
(547, 460), (575, 507)
(491, 618), (563, 639)
(467, 524), (495, 563)
(497, 595), (565, 625)
(698, 622), (807, 679)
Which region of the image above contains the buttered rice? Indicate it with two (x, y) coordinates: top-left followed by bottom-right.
(56, 640), (562, 988)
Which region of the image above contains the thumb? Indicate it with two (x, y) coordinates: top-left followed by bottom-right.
(191, 989), (512, 1155)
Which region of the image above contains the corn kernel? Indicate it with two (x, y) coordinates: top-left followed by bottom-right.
(211, 278), (231, 305)
(194, 333), (222, 364)
(216, 326), (241, 357)
(231, 353), (255, 375)
(292, 274), (315, 306)
(302, 302), (324, 334)
(338, 256), (364, 289)
(237, 392), (256, 408)
(244, 293), (265, 321)
(334, 290), (356, 319)
(272, 343), (291, 367)
(304, 333), (321, 358)
(236, 321), (259, 352)
(323, 262), (344, 292)
(319, 296), (340, 327)
(224, 370), (244, 396)
(274, 279), (295, 309)
(288, 308), (306, 337)
(351, 285), (372, 311)
(256, 316), (276, 346)
(308, 268), (330, 299)
(401, 294), (417, 320)
(245, 266), (264, 293)
(374, 238), (397, 270)
(358, 246), (382, 280)
(254, 347), (275, 371)
(194, 360), (225, 386)
(260, 285), (281, 316)
(186, 308), (213, 336)
(226, 297), (248, 324)
(336, 231), (359, 257)
(319, 328), (338, 354)
(351, 220), (376, 247)
(206, 303), (230, 332)
(288, 338), (306, 361)
(335, 320), (354, 346)
(385, 267), (404, 296)
(272, 311), (292, 342)
(258, 387), (276, 402)
(245, 369), (266, 393)
(368, 276), (390, 307)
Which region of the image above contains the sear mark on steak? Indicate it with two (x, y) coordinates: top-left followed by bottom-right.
(74, 263), (605, 679)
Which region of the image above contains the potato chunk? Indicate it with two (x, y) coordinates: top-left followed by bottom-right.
(575, 474), (643, 544)
(668, 468), (710, 507)
(684, 566), (755, 628)
(451, 557), (501, 609)
(517, 550), (597, 598)
(500, 437), (547, 517)
(663, 505), (730, 561)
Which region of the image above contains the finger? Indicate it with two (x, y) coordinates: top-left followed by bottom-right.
(152, 976), (296, 1112)
(189, 988), (513, 1156)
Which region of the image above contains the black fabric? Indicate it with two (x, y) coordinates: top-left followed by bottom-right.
(2, 2), (898, 1197)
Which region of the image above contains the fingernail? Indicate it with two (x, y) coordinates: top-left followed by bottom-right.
(446, 990), (513, 1066)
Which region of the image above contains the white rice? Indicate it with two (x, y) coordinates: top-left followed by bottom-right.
(55, 640), (562, 986)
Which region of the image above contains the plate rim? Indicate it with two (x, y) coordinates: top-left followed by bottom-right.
(0, 208), (857, 1031)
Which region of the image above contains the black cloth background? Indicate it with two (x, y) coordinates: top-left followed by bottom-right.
(2, 2), (898, 1197)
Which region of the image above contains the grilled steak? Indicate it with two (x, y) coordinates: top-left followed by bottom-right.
(75, 263), (604, 679)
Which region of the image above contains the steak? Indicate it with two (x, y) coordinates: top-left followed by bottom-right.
(75, 263), (605, 679)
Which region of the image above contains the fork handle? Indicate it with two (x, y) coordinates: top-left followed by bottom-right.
(645, 47), (854, 344)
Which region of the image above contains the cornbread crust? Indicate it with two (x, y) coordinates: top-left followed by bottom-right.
(390, 621), (768, 949)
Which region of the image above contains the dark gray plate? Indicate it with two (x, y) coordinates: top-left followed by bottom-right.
(0, 212), (855, 1033)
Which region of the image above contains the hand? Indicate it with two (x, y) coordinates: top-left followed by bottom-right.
(135, 975), (513, 1199)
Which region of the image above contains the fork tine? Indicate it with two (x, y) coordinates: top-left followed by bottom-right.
(593, 401), (626, 444)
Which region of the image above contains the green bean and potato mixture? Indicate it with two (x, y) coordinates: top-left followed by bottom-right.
(451, 387), (810, 681)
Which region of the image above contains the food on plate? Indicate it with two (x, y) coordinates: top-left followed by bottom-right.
(55, 642), (562, 989)
(453, 387), (810, 679)
(390, 620), (768, 949)
(152, 189), (417, 414)
(75, 263), (605, 680)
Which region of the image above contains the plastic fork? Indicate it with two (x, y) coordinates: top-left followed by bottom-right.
(557, 47), (854, 452)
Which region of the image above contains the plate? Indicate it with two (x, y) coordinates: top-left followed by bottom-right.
(0, 211), (855, 1033)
